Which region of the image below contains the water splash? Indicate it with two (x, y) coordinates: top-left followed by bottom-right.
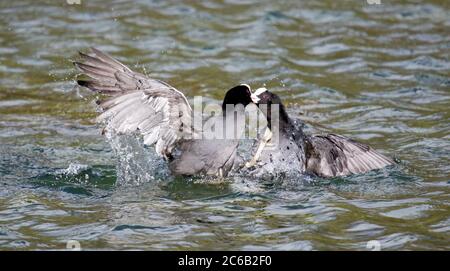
(105, 130), (170, 186)
(56, 163), (89, 176)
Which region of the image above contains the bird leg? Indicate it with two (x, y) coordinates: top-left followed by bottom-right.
(245, 128), (272, 168)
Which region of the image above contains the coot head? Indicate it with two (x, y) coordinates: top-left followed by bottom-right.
(222, 84), (257, 112)
(251, 87), (282, 105)
(251, 88), (291, 129)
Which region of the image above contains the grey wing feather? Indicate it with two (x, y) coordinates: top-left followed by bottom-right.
(305, 134), (393, 177)
(75, 48), (192, 158)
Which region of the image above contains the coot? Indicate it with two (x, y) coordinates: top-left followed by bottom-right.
(74, 48), (257, 177)
(247, 89), (394, 177)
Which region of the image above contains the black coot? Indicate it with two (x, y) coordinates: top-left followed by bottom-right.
(74, 48), (256, 177)
(247, 89), (394, 177)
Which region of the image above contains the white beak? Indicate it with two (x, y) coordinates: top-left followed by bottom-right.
(251, 87), (267, 103)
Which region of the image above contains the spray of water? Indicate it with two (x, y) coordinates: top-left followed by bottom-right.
(104, 130), (171, 186)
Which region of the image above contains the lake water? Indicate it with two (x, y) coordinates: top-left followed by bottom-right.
(0, 0), (449, 250)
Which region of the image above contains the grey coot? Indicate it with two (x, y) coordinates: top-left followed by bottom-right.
(74, 48), (256, 177)
(247, 89), (394, 177)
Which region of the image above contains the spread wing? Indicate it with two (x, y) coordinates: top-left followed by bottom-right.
(305, 134), (393, 177)
(74, 48), (192, 158)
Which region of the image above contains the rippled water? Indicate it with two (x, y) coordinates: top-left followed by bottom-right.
(0, 0), (449, 250)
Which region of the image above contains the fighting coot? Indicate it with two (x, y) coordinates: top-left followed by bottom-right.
(74, 48), (257, 177)
(247, 89), (394, 177)
(74, 48), (393, 179)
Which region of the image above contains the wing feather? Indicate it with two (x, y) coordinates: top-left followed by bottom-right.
(75, 48), (192, 158)
(305, 134), (393, 177)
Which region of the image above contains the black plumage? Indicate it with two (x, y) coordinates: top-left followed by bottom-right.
(252, 90), (394, 177)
